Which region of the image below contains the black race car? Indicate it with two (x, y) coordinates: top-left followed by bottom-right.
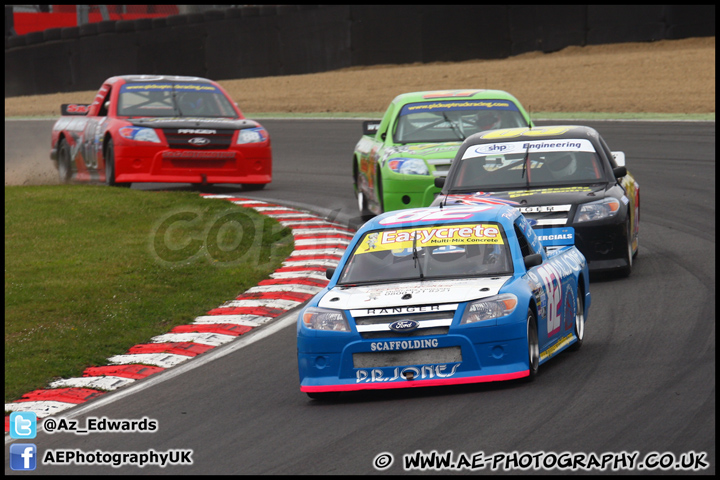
(432, 125), (639, 276)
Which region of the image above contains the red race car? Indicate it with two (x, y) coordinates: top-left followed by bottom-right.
(50, 75), (271, 189)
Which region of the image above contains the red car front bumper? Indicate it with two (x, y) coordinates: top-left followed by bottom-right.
(113, 143), (272, 185)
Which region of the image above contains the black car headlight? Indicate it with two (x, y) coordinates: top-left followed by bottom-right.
(573, 198), (622, 223)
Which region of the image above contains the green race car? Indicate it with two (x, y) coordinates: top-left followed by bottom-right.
(353, 89), (532, 217)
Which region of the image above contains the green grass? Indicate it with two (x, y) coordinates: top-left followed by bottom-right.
(4, 185), (294, 403)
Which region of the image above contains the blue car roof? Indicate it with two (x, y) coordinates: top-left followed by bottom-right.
(357, 204), (520, 235)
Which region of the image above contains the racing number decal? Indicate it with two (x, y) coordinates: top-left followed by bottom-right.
(563, 285), (576, 332)
(81, 121), (99, 169)
(537, 263), (562, 336)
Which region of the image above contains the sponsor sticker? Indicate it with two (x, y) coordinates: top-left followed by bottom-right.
(121, 83), (218, 93)
(162, 151), (235, 160)
(463, 139), (595, 160)
(535, 227), (575, 247)
(356, 223), (504, 255)
(356, 363), (461, 383)
(401, 100), (519, 116)
(371, 338), (439, 351)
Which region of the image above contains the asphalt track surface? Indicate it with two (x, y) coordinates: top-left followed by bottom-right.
(4, 119), (716, 474)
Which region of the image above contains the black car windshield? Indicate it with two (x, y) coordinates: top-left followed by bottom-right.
(394, 100), (527, 144)
(117, 82), (238, 118)
(338, 222), (513, 285)
(451, 138), (605, 190)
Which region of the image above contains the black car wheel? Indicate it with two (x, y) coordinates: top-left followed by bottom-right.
(357, 186), (373, 220)
(57, 139), (72, 183)
(307, 391), (340, 401)
(354, 158), (373, 219)
(569, 288), (585, 351)
(242, 183), (266, 191)
(618, 218), (633, 277)
(376, 167), (385, 214)
(104, 139), (130, 188)
(357, 190), (371, 218)
(524, 309), (539, 381)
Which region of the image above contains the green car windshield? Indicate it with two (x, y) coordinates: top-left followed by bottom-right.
(394, 100), (528, 144)
(117, 82), (238, 118)
(338, 222), (513, 285)
(451, 138), (606, 190)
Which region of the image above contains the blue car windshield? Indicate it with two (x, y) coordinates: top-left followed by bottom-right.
(117, 82), (238, 118)
(338, 222), (513, 285)
(395, 101), (527, 144)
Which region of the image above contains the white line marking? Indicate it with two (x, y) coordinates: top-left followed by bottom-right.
(48, 376), (135, 391)
(4, 401), (77, 418)
(270, 271), (328, 281)
(246, 284), (323, 295)
(149, 332), (237, 346)
(291, 228), (352, 236)
(192, 315), (271, 325)
(294, 238), (350, 246)
(107, 353), (191, 368)
(289, 248), (345, 257)
(220, 298), (302, 310)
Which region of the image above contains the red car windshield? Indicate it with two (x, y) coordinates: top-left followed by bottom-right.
(117, 82), (238, 118)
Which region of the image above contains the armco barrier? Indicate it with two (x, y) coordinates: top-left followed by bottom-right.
(4, 5), (716, 97)
(508, 5), (586, 56)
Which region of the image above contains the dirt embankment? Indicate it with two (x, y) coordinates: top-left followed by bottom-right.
(4, 37), (715, 117)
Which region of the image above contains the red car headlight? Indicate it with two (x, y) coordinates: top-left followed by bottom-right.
(118, 126), (161, 143)
(236, 127), (268, 144)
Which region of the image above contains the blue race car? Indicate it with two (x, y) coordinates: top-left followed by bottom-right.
(297, 204), (591, 399)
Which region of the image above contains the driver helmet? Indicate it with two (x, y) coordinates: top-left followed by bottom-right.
(546, 153), (577, 177)
(180, 91), (206, 113)
(474, 110), (503, 131)
(147, 90), (167, 105)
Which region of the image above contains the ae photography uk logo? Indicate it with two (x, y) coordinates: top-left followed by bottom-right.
(373, 449), (710, 472)
(9, 412), (37, 439)
(10, 444), (37, 471)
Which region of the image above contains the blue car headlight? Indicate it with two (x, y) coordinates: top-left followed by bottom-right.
(460, 294), (518, 325)
(573, 198), (621, 223)
(388, 157), (429, 176)
(302, 307), (350, 331)
(118, 126), (161, 143)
